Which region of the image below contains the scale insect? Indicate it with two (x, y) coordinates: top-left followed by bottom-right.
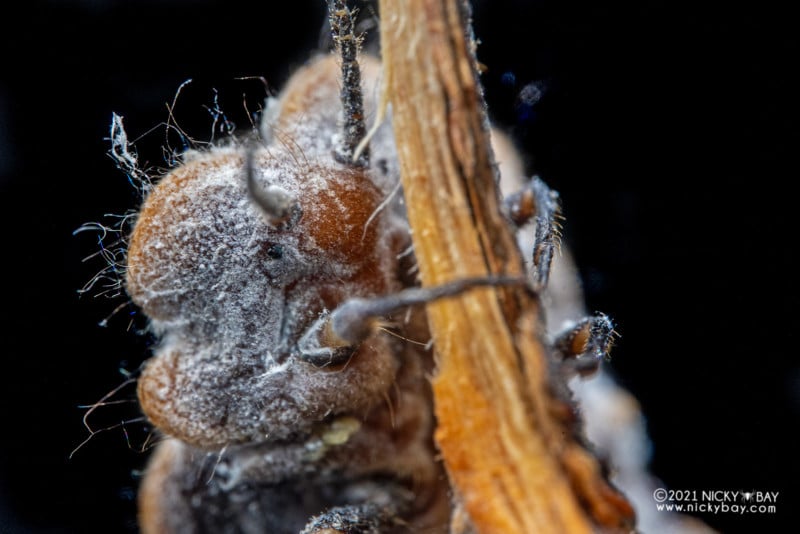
(87, 3), (622, 532)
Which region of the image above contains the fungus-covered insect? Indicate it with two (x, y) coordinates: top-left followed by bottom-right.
(95, 2), (625, 533)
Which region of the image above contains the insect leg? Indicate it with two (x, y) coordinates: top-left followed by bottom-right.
(503, 176), (562, 291)
(552, 313), (617, 377)
(327, 0), (369, 167)
(301, 502), (403, 534)
(295, 276), (526, 367)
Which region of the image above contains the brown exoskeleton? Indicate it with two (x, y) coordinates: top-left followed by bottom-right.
(122, 2), (618, 532)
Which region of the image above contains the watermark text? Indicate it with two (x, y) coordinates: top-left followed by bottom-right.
(652, 488), (778, 516)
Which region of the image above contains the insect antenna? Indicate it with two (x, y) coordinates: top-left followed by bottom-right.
(327, 0), (369, 167)
(244, 146), (301, 227)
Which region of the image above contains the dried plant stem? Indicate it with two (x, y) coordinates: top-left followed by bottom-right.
(380, 1), (634, 532)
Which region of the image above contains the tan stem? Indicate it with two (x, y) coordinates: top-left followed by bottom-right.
(379, 1), (635, 532)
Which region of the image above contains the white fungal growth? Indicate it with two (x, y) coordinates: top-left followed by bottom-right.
(73, 218), (132, 301)
(129, 55), (413, 450)
(75, 115), (158, 306)
(109, 112), (153, 196)
(97, 46), (657, 534)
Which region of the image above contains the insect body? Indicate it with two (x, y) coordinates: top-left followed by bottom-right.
(129, 54), (455, 533)
(122, 5), (621, 533)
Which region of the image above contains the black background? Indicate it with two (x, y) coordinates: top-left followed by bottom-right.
(1, 1), (797, 532)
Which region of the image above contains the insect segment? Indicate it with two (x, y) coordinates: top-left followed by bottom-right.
(122, 5), (618, 534)
(503, 175), (563, 291)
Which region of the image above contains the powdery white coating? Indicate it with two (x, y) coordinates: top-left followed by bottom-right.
(131, 52), (649, 533)
(128, 55), (413, 450)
